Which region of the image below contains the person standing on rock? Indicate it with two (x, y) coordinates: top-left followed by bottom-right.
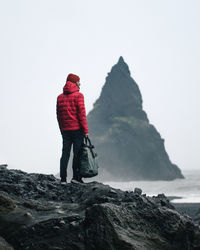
(56, 73), (89, 185)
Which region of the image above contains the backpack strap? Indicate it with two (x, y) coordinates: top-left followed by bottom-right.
(84, 137), (94, 148)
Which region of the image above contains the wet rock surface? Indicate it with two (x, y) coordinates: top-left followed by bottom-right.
(0, 167), (200, 250)
(172, 203), (200, 226)
(0, 235), (14, 250)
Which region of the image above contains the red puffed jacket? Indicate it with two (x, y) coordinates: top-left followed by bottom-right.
(56, 81), (89, 134)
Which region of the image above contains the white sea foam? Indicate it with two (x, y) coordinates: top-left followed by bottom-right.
(104, 170), (200, 203)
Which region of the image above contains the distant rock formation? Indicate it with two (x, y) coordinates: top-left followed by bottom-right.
(0, 167), (199, 249)
(87, 56), (184, 181)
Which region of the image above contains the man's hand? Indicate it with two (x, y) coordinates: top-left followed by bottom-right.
(85, 133), (89, 138)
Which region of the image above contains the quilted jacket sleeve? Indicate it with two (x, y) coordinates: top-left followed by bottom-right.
(77, 93), (89, 134)
(56, 97), (62, 131)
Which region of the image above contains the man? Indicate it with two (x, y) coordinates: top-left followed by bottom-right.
(56, 73), (89, 184)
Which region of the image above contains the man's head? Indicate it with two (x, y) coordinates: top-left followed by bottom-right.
(67, 74), (80, 88)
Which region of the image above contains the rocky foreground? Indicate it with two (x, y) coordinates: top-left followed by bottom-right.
(0, 166), (200, 250)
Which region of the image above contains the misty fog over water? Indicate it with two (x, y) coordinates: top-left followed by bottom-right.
(104, 170), (200, 203)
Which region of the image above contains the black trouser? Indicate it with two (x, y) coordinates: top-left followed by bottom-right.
(60, 129), (84, 181)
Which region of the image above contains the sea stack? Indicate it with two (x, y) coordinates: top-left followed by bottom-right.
(87, 56), (184, 181)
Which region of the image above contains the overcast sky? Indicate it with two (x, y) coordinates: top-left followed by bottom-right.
(0, 0), (199, 175)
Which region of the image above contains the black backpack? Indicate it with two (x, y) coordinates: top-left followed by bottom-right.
(79, 137), (99, 178)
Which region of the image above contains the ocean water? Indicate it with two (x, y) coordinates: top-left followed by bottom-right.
(104, 170), (200, 203)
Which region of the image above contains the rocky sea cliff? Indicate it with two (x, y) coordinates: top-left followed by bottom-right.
(87, 57), (184, 181)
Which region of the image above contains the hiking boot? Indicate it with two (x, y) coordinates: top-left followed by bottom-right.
(71, 178), (84, 184)
(78, 179), (84, 183)
(60, 180), (67, 185)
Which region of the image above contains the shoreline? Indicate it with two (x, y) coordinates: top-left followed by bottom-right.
(171, 202), (200, 220)
(166, 196), (200, 220)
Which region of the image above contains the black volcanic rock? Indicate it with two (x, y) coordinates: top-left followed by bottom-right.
(0, 167), (200, 250)
(87, 56), (184, 181)
(173, 203), (200, 226)
(0, 236), (14, 250)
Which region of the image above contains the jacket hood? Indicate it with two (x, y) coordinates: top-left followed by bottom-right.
(63, 81), (79, 94)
